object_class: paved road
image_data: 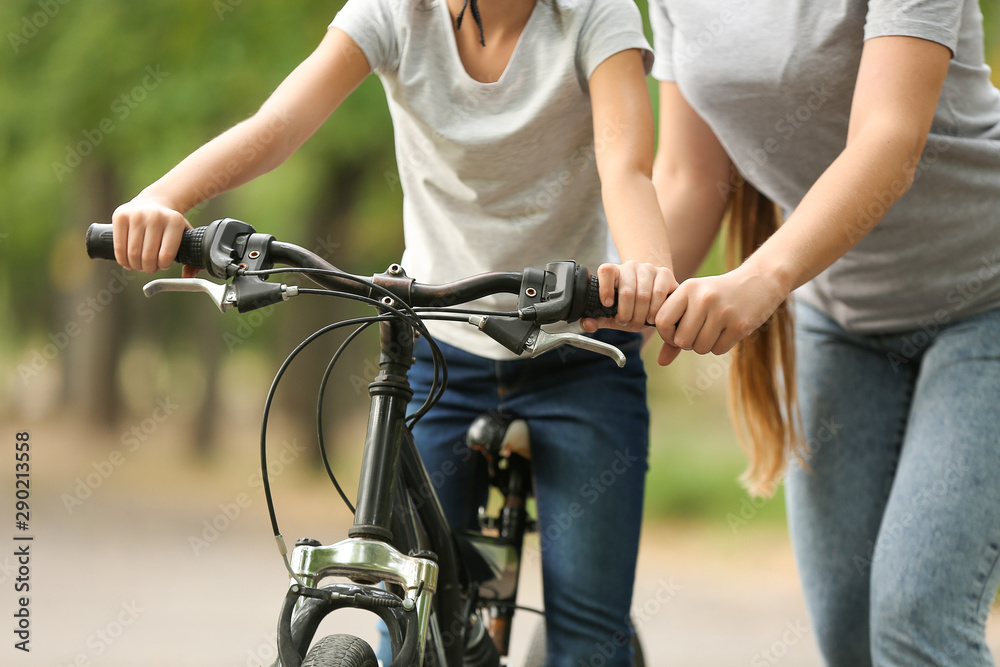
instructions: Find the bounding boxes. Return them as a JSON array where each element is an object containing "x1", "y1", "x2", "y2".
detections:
[{"x1": 3, "y1": 422, "x2": 997, "y2": 666}]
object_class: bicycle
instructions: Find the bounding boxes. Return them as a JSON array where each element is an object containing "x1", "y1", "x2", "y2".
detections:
[{"x1": 86, "y1": 217, "x2": 645, "y2": 666}]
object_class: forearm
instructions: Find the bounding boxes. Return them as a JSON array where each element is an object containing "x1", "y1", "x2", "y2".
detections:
[
  {"x1": 744, "y1": 125, "x2": 923, "y2": 293},
  {"x1": 112, "y1": 28, "x2": 371, "y2": 275},
  {"x1": 136, "y1": 106, "x2": 298, "y2": 213},
  {"x1": 652, "y1": 163, "x2": 728, "y2": 281},
  {"x1": 650, "y1": 80, "x2": 733, "y2": 282},
  {"x1": 745, "y1": 36, "x2": 948, "y2": 293},
  {"x1": 134, "y1": 27, "x2": 370, "y2": 213},
  {"x1": 601, "y1": 168, "x2": 673, "y2": 269}
]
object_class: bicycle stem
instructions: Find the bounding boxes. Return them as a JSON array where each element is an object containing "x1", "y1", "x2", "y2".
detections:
[{"x1": 350, "y1": 316, "x2": 415, "y2": 541}]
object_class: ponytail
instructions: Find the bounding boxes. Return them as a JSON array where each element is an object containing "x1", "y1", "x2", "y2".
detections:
[{"x1": 724, "y1": 172, "x2": 803, "y2": 496}]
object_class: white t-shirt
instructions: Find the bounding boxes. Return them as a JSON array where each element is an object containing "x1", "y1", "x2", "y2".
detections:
[{"x1": 331, "y1": 0, "x2": 652, "y2": 358}]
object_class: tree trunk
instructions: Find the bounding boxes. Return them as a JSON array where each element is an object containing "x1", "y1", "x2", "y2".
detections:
[
  {"x1": 66, "y1": 163, "x2": 129, "y2": 429},
  {"x1": 190, "y1": 197, "x2": 227, "y2": 459},
  {"x1": 279, "y1": 159, "x2": 374, "y2": 465}
]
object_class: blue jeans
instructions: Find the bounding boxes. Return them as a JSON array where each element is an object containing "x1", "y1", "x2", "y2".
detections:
[
  {"x1": 379, "y1": 329, "x2": 649, "y2": 666},
  {"x1": 786, "y1": 301, "x2": 1000, "y2": 666}
]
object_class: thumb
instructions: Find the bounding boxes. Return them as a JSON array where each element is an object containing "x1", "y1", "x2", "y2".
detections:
[
  {"x1": 657, "y1": 342, "x2": 682, "y2": 366},
  {"x1": 580, "y1": 316, "x2": 633, "y2": 333},
  {"x1": 181, "y1": 265, "x2": 201, "y2": 279}
]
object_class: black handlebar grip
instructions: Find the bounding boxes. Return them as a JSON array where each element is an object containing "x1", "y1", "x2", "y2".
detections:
[
  {"x1": 175, "y1": 226, "x2": 207, "y2": 269},
  {"x1": 85, "y1": 223, "x2": 209, "y2": 269},
  {"x1": 581, "y1": 273, "x2": 618, "y2": 319},
  {"x1": 84, "y1": 224, "x2": 117, "y2": 261}
]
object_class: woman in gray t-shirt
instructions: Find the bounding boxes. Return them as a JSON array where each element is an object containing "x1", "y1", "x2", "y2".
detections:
[{"x1": 643, "y1": 0, "x2": 1000, "y2": 664}]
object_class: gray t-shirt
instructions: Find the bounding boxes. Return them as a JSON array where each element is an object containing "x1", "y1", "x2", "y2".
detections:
[
  {"x1": 650, "y1": 0, "x2": 1000, "y2": 334},
  {"x1": 331, "y1": 0, "x2": 652, "y2": 358}
]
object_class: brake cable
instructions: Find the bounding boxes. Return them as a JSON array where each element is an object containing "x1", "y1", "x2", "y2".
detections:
[
  {"x1": 253, "y1": 274, "x2": 452, "y2": 580},
  {"x1": 316, "y1": 321, "x2": 374, "y2": 515}
]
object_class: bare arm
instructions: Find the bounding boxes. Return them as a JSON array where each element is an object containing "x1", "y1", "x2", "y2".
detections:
[
  {"x1": 655, "y1": 36, "x2": 951, "y2": 363},
  {"x1": 584, "y1": 49, "x2": 677, "y2": 331},
  {"x1": 745, "y1": 36, "x2": 949, "y2": 290},
  {"x1": 113, "y1": 27, "x2": 372, "y2": 274},
  {"x1": 652, "y1": 81, "x2": 732, "y2": 283}
]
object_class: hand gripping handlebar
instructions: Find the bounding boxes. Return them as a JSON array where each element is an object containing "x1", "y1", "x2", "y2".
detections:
[{"x1": 85, "y1": 218, "x2": 624, "y2": 364}]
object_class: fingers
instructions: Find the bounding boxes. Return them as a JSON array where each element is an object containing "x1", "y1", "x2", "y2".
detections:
[
  {"x1": 580, "y1": 316, "x2": 625, "y2": 333},
  {"x1": 654, "y1": 282, "x2": 689, "y2": 344},
  {"x1": 159, "y1": 220, "x2": 187, "y2": 271},
  {"x1": 659, "y1": 281, "x2": 728, "y2": 355},
  {"x1": 657, "y1": 342, "x2": 682, "y2": 366},
  {"x1": 584, "y1": 265, "x2": 623, "y2": 334},
  {"x1": 126, "y1": 216, "x2": 149, "y2": 272},
  {"x1": 140, "y1": 224, "x2": 164, "y2": 274},
  {"x1": 691, "y1": 312, "x2": 726, "y2": 355},
  {"x1": 613, "y1": 262, "x2": 637, "y2": 326},
  {"x1": 711, "y1": 326, "x2": 747, "y2": 356},
  {"x1": 112, "y1": 200, "x2": 189, "y2": 274},
  {"x1": 656, "y1": 274, "x2": 767, "y2": 357},
  {"x1": 648, "y1": 266, "x2": 677, "y2": 325},
  {"x1": 596, "y1": 263, "x2": 620, "y2": 309},
  {"x1": 597, "y1": 261, "x2": 678, "y2": 332},
  {"x1": 673, "y1": 306, "x2": 708, "y2": 351}
]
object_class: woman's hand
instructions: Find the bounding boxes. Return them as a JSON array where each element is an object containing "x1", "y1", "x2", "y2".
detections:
[
  {"x1": 580, "y1": 260, "x2": 678, "y2": 335},
  {"x1": 112, "y1": 197, "x2": 196, "y2": 277},
  {"x1": 653, "y1": 263, "x2": 789, "y2": 366}
]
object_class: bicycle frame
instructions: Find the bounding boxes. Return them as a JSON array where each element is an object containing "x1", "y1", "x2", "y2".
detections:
[
  {"x1": 279, "y1": 315, "x2": 469, "y2": 667},
  {"x1": 279, "y1": 321, "x2": 538, "y2": 667},
  {"x1": 84, "y1": 219, "x2": 625, "y2": 667}
]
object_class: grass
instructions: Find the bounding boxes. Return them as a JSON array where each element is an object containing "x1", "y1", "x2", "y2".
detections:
[{"x1": 641, "y1": 346, "x2": 787, "y2": 529}]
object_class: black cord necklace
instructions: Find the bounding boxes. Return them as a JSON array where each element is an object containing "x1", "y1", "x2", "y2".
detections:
[{"x1": 455, "y1": 0, "x2": 486, "y2": 46}]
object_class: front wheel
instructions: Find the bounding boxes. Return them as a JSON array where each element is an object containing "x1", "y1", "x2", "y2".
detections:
[
  {"x1": 301, "y1": 634, "x2": 378, "y2": 667},
  {"x1": 523, "y1": 621, "x2": 645, "y2": 667}
]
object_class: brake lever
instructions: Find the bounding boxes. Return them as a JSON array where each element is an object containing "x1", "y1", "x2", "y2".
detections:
[
  {"x1": 524, "y1": 329, "x2": 626, "y2": 368},
  {"x1": 142, "y1": 278, "x2": 237, "y2": 312},
  {"x1": 144, "y1": 277, "x2": 301, "y2": 313}
]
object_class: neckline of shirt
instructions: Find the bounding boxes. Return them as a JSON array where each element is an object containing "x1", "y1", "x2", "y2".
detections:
[{"x1": 437, "y1": 0, "x2": 542, "y2": 87}]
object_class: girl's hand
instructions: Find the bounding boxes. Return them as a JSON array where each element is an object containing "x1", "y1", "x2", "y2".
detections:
[
  {"x1": 580, "y1": 260, "x2": 678, "y2": 335},
  {"x1": 112, "y1": 198, "x2": 197, "y2": 277},
  {"x1": 653, "y1": 264, "x2": 789, "y2": 366}
]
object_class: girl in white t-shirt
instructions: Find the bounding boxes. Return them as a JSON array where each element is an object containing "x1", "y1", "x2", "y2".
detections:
[{"x1": 111, "y1": 1, "x2": 675, "y2": 664}]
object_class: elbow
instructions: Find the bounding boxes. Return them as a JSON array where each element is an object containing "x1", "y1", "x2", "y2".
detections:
[
  {"x1": 597, "y1": 154, "x2": 653, "y2": 193},
  {"x1": 847, "y1": 121, "x2": 931, "y2": 199},
  {"x1": 652, "y1": 160, "x2": 731, "y2": 205}
]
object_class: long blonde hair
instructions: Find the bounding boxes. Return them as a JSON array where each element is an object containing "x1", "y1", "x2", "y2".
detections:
[{"x1": 724, "y1": 172, "x2": 804, "y2": 496}]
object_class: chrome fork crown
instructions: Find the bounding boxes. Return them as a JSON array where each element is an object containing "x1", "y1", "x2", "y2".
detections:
[{"x1": 289, "y1": 537, "x2": 439, "y2": 662}]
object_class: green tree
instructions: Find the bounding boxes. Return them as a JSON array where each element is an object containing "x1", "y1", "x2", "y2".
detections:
[{"x1": 1, "y1": 1, "x2": 399, "y2": 451}]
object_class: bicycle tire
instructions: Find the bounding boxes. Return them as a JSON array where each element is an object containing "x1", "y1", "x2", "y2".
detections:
[
  {"x1": 301, "y1": 634, "x2": 378, "y2": 667},
  {"x1": 523, "y1": 621, "x2": 645, "y2": 667}
]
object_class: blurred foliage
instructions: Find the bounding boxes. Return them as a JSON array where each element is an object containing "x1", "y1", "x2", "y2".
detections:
[
  {"x1": 0, "y1": 0, "x2": 399, "y2": 333},
  {"x1": 1, "y1": 1, "x2": 998, "y2": 521}
]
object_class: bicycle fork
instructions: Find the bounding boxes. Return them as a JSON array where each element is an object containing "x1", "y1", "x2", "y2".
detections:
[{"x1": 277, "y1": 317, "x2": 439, "y2": 666}]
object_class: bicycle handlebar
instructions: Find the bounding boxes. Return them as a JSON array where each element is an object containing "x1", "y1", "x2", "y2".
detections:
[
  {"x1": 86, "y1": 218, "x2": 624, "y2": 360},
  {"x1": 87, "y1": 223, "x2": 211, "y2": 271},
  {"x1": 88, "y1": 219, "x2": 257, "y2": 281},
  {"x1": 86, "y1": 219, "x2": 618, "y2": 319}
]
